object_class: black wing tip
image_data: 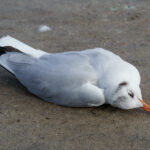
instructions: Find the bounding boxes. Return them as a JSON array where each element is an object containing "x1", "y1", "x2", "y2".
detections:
[
  {"x1": 0, "y1": 46, "x2": 21, "y2": 56},
  {"x1": 0, "y1": 47, "x2": 6, "y2": 56}
]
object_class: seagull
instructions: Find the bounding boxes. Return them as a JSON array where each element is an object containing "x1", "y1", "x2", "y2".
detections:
[{"x1": 0, "y1": 36, "x2": 149, "y2": 111}]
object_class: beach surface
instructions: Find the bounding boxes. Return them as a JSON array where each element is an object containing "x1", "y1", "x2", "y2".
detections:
[{"x1": 0, "y1": 0, "x2": 150, "y2": 149}]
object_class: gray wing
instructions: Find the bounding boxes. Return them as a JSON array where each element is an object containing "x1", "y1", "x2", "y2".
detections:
[{"x1": 7, "y1": 52, "x2": 105, "y2": 107}]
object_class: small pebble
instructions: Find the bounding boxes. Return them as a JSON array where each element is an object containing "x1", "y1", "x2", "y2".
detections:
[{"x1": 38, "y1": 25, "x2": 51, "y2": 32}]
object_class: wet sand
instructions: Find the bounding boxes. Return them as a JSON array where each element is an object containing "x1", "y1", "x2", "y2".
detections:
[{"x1": 0, "y1": 0, "x2": 150, "y2": 150}]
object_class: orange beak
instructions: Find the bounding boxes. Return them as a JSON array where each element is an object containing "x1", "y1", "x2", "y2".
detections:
[{"x1": 139, "y1": 98, "x2": 150, "y2": 112}]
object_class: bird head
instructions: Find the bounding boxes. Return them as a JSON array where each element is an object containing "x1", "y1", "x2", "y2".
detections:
[
  {"x1": 110, "y1": 81, "x2": 150, "y2": 111},
  {"x1": 102, "y1": 62, "x2": 150, "y2": 111}
]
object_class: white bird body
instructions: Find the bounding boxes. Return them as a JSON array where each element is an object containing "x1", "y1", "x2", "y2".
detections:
[{"x1": 0, "y1": 36, "x2": 148, "y2": 110}]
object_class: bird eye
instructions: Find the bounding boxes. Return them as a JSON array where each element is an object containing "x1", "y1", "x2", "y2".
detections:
[{"x1": 128, "y1": 92, "x2": 134, "y2": 98}]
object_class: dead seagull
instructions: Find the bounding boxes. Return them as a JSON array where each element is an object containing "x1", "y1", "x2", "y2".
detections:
[{"x1": 0, "y1": 36, "x2": 149, "y2": 111}]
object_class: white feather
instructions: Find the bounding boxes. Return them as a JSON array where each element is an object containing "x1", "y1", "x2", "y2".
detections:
[{"x1": 0, "y1": 35, "x2": 46, "y2": 58}]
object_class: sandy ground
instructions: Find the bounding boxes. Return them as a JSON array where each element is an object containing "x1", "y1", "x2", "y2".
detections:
[{"x1": 0, "y1": 0, "x2": 150, "y2": 150}]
